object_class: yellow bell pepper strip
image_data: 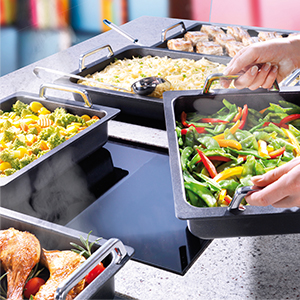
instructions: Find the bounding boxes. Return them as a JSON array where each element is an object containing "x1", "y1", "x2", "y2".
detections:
[
  {"x1": 219, "y1": 188, "x2": 227, "y2": 200},
  {"x1": 238, "y1": 104, "x2": 248, "y2": 129},
  {"x1": 268, "y1": 146, "x2": 285, "y2": 159},
  {"x1": 257, "y1": 140, "x2": 270, "y2": 158},
  {"x1": 196, "y1": 149, "x2": 218, "y2": 178},
  {"x1": 214, "y1": 166, "x2": 244, "y2": 182},
  {"x1": 214, "y1": 138, "x2": 242, "y2": 150},
  {"x1": 283, "y1": 128, "x2": 300, "y2": 156},
  {"x1": 213, "y1": 119, "x2": 240, "y2": 139}
]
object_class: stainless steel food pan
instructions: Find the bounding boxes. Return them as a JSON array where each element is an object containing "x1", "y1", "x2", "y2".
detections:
[
  {"x1": 55, "y1": 44, "x2": 231, "y2": 125},
  {"x1": 0, "y1": 84, "x2": 119, "y2": 187},
  {"x1": 0, "y1": 206, "x2": 134, "y2": 299}
]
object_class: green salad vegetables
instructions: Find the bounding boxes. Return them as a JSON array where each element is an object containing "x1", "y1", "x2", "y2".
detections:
[{"x1": 176, "y1": 99, "x2": 300, "y2": 207}]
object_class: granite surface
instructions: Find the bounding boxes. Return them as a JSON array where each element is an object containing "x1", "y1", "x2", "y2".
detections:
[{"x1": 1, "y1": 16, "x2": 300, "y2": 300}]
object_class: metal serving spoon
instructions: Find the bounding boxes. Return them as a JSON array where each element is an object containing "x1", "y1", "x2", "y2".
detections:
[{"x1": 33, "y1": 67, "x2": 169, "y2": 96}]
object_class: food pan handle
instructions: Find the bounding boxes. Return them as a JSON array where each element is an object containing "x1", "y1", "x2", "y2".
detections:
[
  {"x1": 202, "y1": 73, "x2": 280, "y2": 94},
  {"x1": 54, "y1": 238, "x2": 128, "y2": 300},
  {"x1": 228, "y1": 186, "x2": 262, "y2": 212},
  {"x1": 39, "y1": 83, "x2": 93, "y2": 107},
  {"x1": 281, "y1": 69, "x2": 300, "y2": 87},
  {"x1": 79, "y1": 44, "x2": 114, "y2": 72},
  {"x1": 161, "y1": 21, "x2": 187, "y2": 42}
]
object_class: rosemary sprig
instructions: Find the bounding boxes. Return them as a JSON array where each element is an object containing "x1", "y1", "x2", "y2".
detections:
[
  {"x1": 70, "y1": 231, "x2": 102, "y2": 259},
  {"x1": 0, "y1": 273, "x2": 7, "y2": 300}
]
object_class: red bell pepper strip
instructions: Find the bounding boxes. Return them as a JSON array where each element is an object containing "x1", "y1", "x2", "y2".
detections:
[
  {"x1": 200, "y1": 118, "x2": 229, "y2": 124},
  {"x1": 269, "y1": 146, "x2": 285, "y2": 158},
  {"x1": 206, "y1": 156, "x2": 232, "y2": 162},
  {"x1": 181, "y1": 112, "x2": 206, "y2": 133},
  {"x1": 181, "y1": 128, "x2": 188, "y2": 135},
  {"x1": 279, "y1": 114, "x2": 300, "y2": 127},
  {"x1": 233, "y1": 107, "x2": 243, "y2": 122},
  {"x1": 238, "y1": 104, "x2": 248, "y2": 129},
  {"x1": 196, "y1": 149, "x2": 218, "y2": 178},
  {"x1": 181, "y1": 126, "x2": 206, "y2": 135},
  {"x1": 181, "y1": 111, "x2": 188, "y2": 127},
  {"x1": 224, "y1": 195, "x2": 232, "y2": 204},
  {"x1": 263, "y1": 122, "x2": 288, "y2": 129},
  {"x1": 196, "y1": 155, "x2": 231, "y2": 164}
]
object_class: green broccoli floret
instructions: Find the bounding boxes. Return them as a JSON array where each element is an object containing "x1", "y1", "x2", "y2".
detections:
[
  {"x1": 53, "y1": 107, "x2": 67, "y2": 118},
  {"x1": 21, "y1": 108, "x2": 34, "y2": 118},
  {"x1": 55, "y1": 113, "x2": 81, "y2": 128},
  {"x1": 3, "y1": 119, "x2": 12, "y2": 129},
  {"x1": 19, "y1": 154, "x2": 36, "y2": 169},
  {"x1": 47, "y1": 132, "x2": 66, "y2": 150},
  {"x1": 27, "y1": 127, "x2": 38, "y2": 135},
  {"x1": 3, "y1": 128, "x2": 16, "y2": 142},
  {"x1": 0, "y1": 110, "x2": 3, "y2": 115},
  {"x1": 12, "y1": 100, "x2": 29, "y2": 117},
  {"x1": 36, "y1": 150, "x2": 50, "y2": 158},
  {"x1": 86, "y1": 119, "x2": 98, "y2": 127},
  {"x1": 4, "y1": 168, "x2": 16, "y2": 176},
  {"x1": 39, "y1": 126, "x2": 56, "y2": 141},
  {"x1": 0, "y1": 149, "x2": 14, "y2": 163},
  {"x1": 0, "y1": 150, "x2": 20, "y2": 170},
  {"x1": 13, "y1": 137, "x2": 27, "y2": 149}
]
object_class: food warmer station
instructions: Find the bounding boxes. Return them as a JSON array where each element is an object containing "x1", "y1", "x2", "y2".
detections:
[{"x1": 1, "y1": 16, "x2": 300, "y2": 299}]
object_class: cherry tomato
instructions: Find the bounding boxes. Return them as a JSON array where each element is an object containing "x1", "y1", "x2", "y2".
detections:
[
  {"x1": 85, "y1": 262, "x2": 105, "y2": 284},
  {"x1": 23, "y1": 277, "x2": 45, "y2": 299}
]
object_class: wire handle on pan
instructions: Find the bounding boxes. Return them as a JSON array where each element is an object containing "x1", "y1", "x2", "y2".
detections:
[
  {"x1": 281, "y1": 69, "x2": 300, "y2": 87},
  {"x1": 39, "y1": 83, "x2": 93, "y2": 108},
  {"x1": 79, "y1": 45, "x2": 114, "y2": 72},
  {"x1": 103, "y1": 19, "x2": 141, "y2": 46},
  {"x1": 54, "y1": 238, "x2": 128, "y2": 300},
  {"x1": 228, "y1": 186, "x2": 262, "y2": 211},
  {"x1": 161, "y1": 21, "x2": 187, "y2": 42},
  {"x1": 202, "y1": 73, "x2": 280, "y2": 94}
]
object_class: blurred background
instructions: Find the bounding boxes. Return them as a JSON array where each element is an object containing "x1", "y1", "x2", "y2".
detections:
[{"x1": 1, "y1": 0, "x2": 300, "y2": 76}]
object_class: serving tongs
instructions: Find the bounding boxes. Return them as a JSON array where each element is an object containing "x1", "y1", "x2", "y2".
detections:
[{"x1": 228, "y1": 186, "x2": 262, "y2": 212}]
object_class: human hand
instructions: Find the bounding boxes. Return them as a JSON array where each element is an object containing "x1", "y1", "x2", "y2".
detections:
[
  {"x1": 222, "y1": 37, "x2": 300, "y2": 90},
  {"x1": 245, "y1": 157, "x2": 300, "y2": 208}
]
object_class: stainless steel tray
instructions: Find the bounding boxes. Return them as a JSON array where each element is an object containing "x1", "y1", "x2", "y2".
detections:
[
  {"x1": 0, "y1": 84, "x2": 119, "y2": 187},
  {"x1": 0, "y1": 206, "x2": 134, "y2": 299}
]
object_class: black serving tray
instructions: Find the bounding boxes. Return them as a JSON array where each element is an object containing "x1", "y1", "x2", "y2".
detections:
[
  {"x1": 163, "y1": 89, "x2": 300, "y2": 239},
  {"x1": 0, "y1": 207, "x2": 134, "y2": 299}
]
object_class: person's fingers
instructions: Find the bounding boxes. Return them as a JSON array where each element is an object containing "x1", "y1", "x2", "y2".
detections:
[
  {"x1": 246, "y1": 173, "x2": 291, "y2": 206},
  {"x1": 261, "y1": 65, "x2": 278, "y2": 89},
  {"x1": 223, "y1": 47, "x2": 251, "y2": 75},
  {"x1": 251, "y1": 157, "x2": 300, "y2": 187},
  {"x1": 247, "y1": 63, "x2": 271, "y2": 90},
  {"x1": 232, "y1": 65, "x2": 259, "y2": 89}
]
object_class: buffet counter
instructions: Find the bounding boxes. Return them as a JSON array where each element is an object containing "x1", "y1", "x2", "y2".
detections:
[{"x1": 1, "y1": 16, "x2": 300, "y2": 299}]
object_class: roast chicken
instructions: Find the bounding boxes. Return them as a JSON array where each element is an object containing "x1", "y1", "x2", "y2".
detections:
[
  {"x1": 33, "y1": 249, "x2": 86, "y2": 300},
  {"x1": 0, "y1": 228, "x2": 41, "y2": 300}
]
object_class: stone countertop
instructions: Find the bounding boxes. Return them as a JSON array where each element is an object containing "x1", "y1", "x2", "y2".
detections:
[{"x1": 1, "y1": 16, "x2": 300, "y2": 300}]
